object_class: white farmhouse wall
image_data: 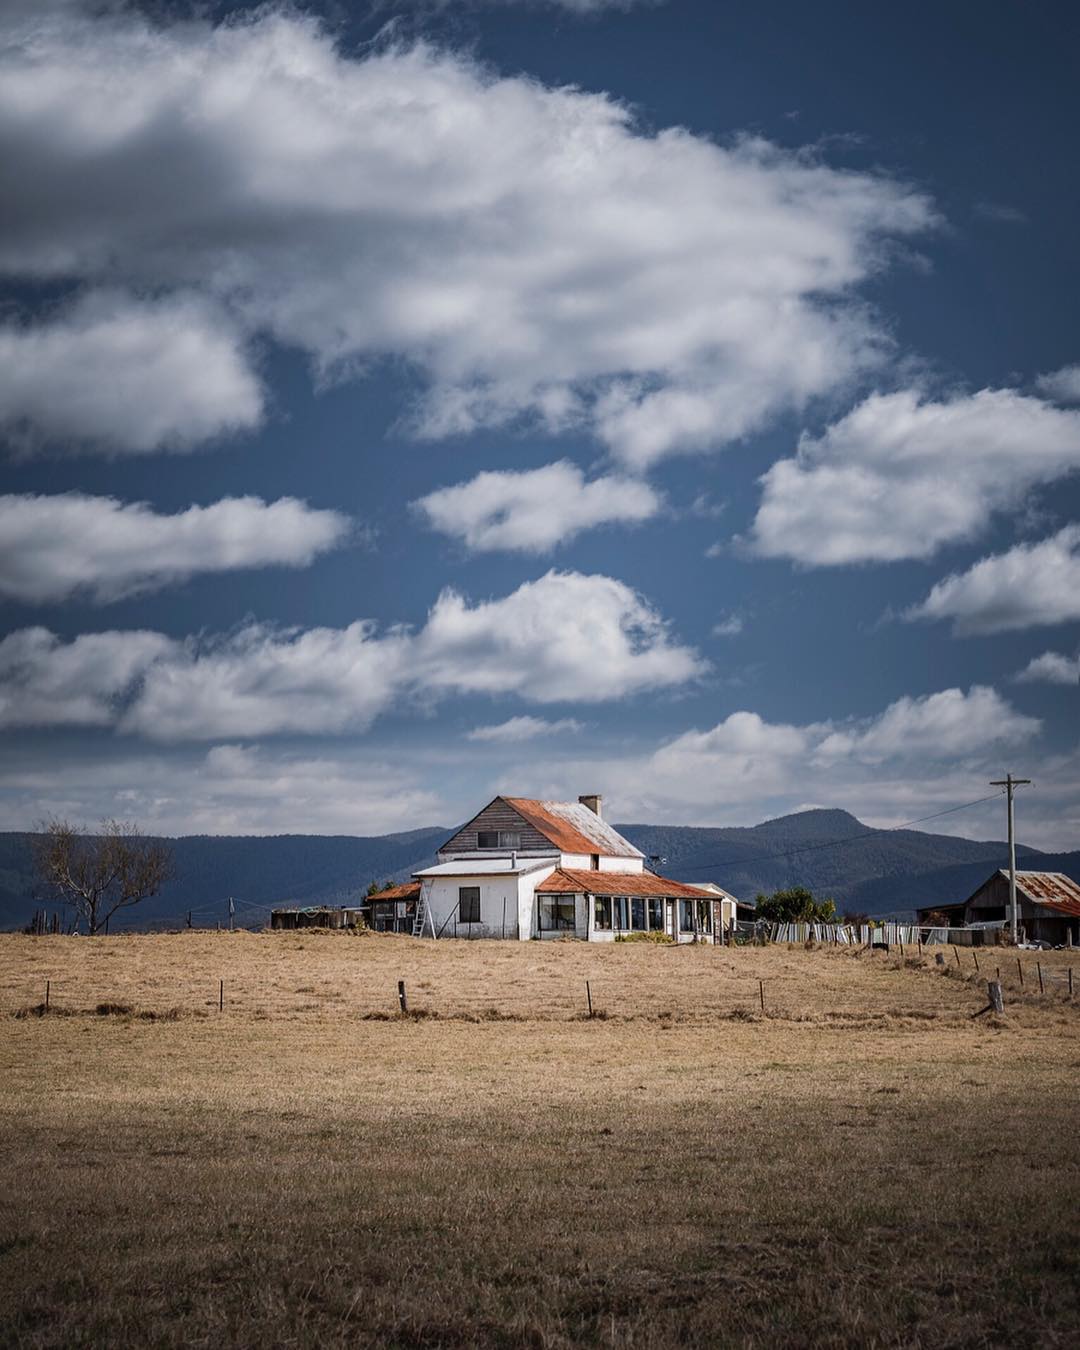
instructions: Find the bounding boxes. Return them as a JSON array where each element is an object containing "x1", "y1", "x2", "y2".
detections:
[{"x1": 424, "y1": 867, "x2": 558, "y2": 940}]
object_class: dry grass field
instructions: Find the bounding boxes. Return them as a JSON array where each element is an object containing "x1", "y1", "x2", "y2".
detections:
[{"x1": 2, "y1": 932, "x2": 1079, "y2": 1348}]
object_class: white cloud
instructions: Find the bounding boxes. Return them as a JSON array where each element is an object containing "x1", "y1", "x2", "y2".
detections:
[
  {"x1": 1036, "y1": 364, "x2": 1080, "y2": 405},
  {"x1": 712, "y1": 614, "x2": 743, "y2": 637},
  {"x1": 749, "y1": 388, "x2": 1080, "y2": 565},
  {"x1": 413, "y1": 461, "x2": 660, "y2": 552},
  {"x1": 467, "y1": 715, "x2": 583, "y2": 742},
  {"x1": 0, "y1": 741, "x2": 448, "y2": 837},
  {"x1": 0, "y1": 626, "x2": 176, "y2": 728},
  {"x1": 0, "y1": 571, "x2": 704, "y2": 738},
  {"x1": 905, "y1": 525, "x2": 1080, "y2": 634},
  {"x1": 522, "y1": 685, "x2": 1048, "y2": 841},
  {"x1": 813, "y1": 686, "x2": 1038, "y2": 761},
  {"x1": 0, "y1": 290, "x2": 262, "y2": 455},
  {"x1": 1015, "y1": 651, "x2": 1080, "y2": 685},
  {"x1": 0, "y1": 493, "x2": 349, "y2": 604},
  {"x1": 0, "y1": 6, "x2": 934, "y2": 465}
]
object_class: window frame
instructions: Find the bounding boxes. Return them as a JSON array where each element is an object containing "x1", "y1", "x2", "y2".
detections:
[
  {"x1": 476, "y1": 829, "x2": 521, "y2": 850},
  {"x1": 458, "y1": 886, "x2": 481, "y2": 924}
]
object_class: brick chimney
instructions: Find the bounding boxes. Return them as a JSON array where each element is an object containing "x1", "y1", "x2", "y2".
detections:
[{"x1": 578, "y1": 794, "x2": 603, "y2": 819}]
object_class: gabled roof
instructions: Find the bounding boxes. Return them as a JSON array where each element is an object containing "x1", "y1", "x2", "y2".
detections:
[
  {"x1": 365, "y1": 882, "x2": 421, "y2": 902},
  {"x1": 502, "y1": 798, "x2": 643, "y2": 859},
  {"x1": 964, "y1": 869, "x2": 1080, "y2": 917},
  {"x1": 1013, "y1": 871, "x2": 1080, "y2": 916},
  {"x1": 535, "y1": 868, "x2": 709, "y2": 899}
]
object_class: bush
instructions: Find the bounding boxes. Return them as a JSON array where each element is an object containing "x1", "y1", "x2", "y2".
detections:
[{"x1": 615, "y1": 931, "x2": 675, "y2": 944}]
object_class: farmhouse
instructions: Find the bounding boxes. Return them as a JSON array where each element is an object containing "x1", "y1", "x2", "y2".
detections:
[{"x1": 411, "y1": 794, "x2": 732, "y2": 942}]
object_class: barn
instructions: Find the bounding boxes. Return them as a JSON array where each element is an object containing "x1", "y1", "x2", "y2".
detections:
[{"x1": 961, "y1": 870, "x2": 1080, "y2": 946}]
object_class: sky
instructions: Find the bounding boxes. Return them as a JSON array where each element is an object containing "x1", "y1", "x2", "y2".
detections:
[{"x1": 0, "y1": 0, "x2": 1078, "y2": 847}]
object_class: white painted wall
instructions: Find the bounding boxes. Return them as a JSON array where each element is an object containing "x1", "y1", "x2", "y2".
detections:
[{"x1": 424, "y1": 866, "x2": 558, "y2": 940}]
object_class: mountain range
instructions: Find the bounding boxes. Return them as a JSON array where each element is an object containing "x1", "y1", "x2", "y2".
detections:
[{"x1": 2, "y1": 808, "x2": 1077, "y2": 930}]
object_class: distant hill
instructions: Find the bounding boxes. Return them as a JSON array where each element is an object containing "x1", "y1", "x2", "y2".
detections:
[
  {"x1": 617, "y1": 809, "x2": 1058, "y2": 917},
  {"x1": 1, "y1": 807, "x2": 1077, "y2": 929},
  {"x1": 0, "y1": 827, "x2": 450, "y2": 931}
]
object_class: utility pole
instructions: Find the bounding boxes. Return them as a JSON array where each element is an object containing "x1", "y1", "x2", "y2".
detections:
[
  {"x1": 228, "y1": 896, "x2": 235, "y2": 932},
  {"x1": 990, "y1": 774, "x2": 1032, "y2": 945}
]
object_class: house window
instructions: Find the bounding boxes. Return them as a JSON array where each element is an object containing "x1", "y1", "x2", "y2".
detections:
[
  {"x1": 477, "y1": 830, "x2": 520, "y2": 850},
  {"x1": 631, "y1": 898, "x2": 646, "y2": 931},
  {"x1": 591, "y1": 854, "x2": 600, "y2": 870},
  {"x1": 459, "y1": 887, "x2": 481, "y2": 923},
  {"x1": 679, "y1": 900, "x2": 694, "y2": 933},
  {"x1": 594, "y1": 897, "x2": 612, "y2": 930},
  {"x1": 613, "y1": 897, "x2": 629, "y2": 930},
  {"x1": 648, "y1": 899, "x2": 664, "y2": 931},
  {"x1": 698, "y1": 900, "x2": 712, "y2": 933},
  {"x1": 539, "y1": 896, "x2": 576, "y2": 931}
]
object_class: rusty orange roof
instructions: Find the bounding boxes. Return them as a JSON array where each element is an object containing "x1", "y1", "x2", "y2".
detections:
[
  {"x1": 502, "y1": 797, "x2": 643, "y2": 858},
  {"x1": 365, "y1": 882, "x2": 421, "y2": 902},
  {"x1": 535, "y1": 868, "x2": 712, "y2": 899},
  {"x1": 1013, "y1": 871, "x2": 1080, "y2": 917}
]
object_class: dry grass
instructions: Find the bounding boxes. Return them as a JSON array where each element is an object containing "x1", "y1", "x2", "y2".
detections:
[{"x1": 1, "y1": 934, "x2": 1079, "y2": 1347}]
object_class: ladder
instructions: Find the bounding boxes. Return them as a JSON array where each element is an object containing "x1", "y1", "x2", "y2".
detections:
[{"x1": 412, "y1": 878, "x2": 437, "y2": 938}]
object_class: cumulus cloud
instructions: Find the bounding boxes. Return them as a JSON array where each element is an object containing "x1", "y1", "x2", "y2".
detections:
[
  {"x1": 0, "y1": 290, "x2": 262, "y2": 455},
  {"x1": 0, "y1": 741, "x2": 448, "y2": 837},
  {"x1": 748, "y1": 388, "x2": 1080, "y2": 565},
  {"x1": 0, "y1": 493, "x2": 350, "y2": 604},
  {"x1": 1014, "y1": 651, "x2": 1080, "y2": 685},
  {"x1": 0, "y1": 6, "x2": 934, "y2": 464},
  {"x1": 0, "y1": 626, "x2": 176, "y2": 728},
  {"x1": 524, "y1": 685, "x2": 1047, "y2": 840},
  {"x1": 413, "y1": 461, "x2": 660, "y2": 552},
  {"x1": 466, "y1": 715, "x2": 583, "y2": 742},
  {"x1": 1036, "y1": 364, "x2": 1080, "y2": 405},
  {"x1": 905, "y1": 525, "x2": 1080, "y2": 635},
  {"x1": 0, "y1": 571, "x2": 704, "y2": 738}
]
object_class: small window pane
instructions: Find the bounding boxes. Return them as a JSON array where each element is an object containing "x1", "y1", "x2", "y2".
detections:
[
  {"x1": 594, "y1": 897, "x2": 612, "y2": 930},
  {"x1": 459, "y1": 887, "x2": 481, "y2": 923},
  {"x1": 477, "y1": 831, "x2": 499, "y2": 849},
  {"x1": 648, "y1": 899, "x2": 664, "y2": 931},
  {"x1": 679, "y1": 900, "x2": 694, "y2": 932},
  {"x1": 631, "y1": 898, "x2": 646, "y2": 931}
]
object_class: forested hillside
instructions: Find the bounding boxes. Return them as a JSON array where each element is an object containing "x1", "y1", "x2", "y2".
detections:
[{"x1": 1, "y1": 809, "x2": 1076, "y2": 929}]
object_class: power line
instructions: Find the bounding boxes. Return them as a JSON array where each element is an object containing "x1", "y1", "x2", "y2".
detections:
[{"x1": 673, "y1": 791, "x2": 1007, "y2": 873}]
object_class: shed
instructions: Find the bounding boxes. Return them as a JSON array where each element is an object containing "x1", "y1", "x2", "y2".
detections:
[
  {"x1": 270, "y1": 905, "x2": 365, "y2": 931},
  {"x1": 961, "y1": 870, "x2": 1080, "y2": 946},
  {"x1": 364, "y1": 882, "x2": 421, "y2": 934}
]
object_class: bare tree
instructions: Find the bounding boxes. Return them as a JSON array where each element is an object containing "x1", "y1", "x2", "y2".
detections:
[{"x1": 32, "y1": 818, "x2": 173, "y2": 935}]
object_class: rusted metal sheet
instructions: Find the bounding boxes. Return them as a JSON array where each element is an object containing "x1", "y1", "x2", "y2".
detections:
[
  {"x1": 536, "y1": 868, "x2": 709, "y2": 898},
  {"x1": 1015, "y1": 871, "x2": 1080, "y2": 916}
]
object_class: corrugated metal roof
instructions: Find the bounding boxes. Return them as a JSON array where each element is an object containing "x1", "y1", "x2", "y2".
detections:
[
  {"x1": 414, "y1": 858, "x2": 557, "y2": 878},
  {"x1": 503, "y1": 798, "x2": 644, "y2": 859},
  {"x1": 535, "y1": 868, "x2": 711, "y2": 899},
  {"x1": 365, "y1": 882, "x2": 421, "y2": 902},
  {"x1": 1012, "y1": 871, "x2": 1080, "y2": 917}
]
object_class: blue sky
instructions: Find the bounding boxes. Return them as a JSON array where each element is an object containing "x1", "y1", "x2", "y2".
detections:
[{"x1": 1, "y1": 0, "x2": 1078, "y2": 846}]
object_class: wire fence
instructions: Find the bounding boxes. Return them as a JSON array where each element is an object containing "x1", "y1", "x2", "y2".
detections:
[{"x1": 3, "y1": 942, "x2": 1076, "y2": 1023}]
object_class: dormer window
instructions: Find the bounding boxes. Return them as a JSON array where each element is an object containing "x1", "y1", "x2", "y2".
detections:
[{"x1": 477, "y1": 830, "x2": 521, "y2": 850}]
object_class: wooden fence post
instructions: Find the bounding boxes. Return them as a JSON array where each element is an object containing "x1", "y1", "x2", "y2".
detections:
[
  {"x1": 219, "y1": 979, "x2": 224, "y2": 1013},
  {"x1": 45, "y1": 980, "x2": 50, "y2": 1011},
  {"x1": 954, "y1": 946, "x2": 961, "y2": 968},
  {"x1": 586, "y1": 980, "x2": 593, "y2": 1018},
  {"x1": 758, "y1": 979, "x2": 765, "y2": 1014},
  {"x1": 1016, "y1": 957, "x2": 1024, "y2": 988},
  {"x1": 1037, "y1": 962, "x2": 1045, "y2": 995},
  {"x1": 1069, "y1": 968, "x2": 1074, "y2": 997},
  {"x1": 398, "y1": 980, "x2": 408, "y2": 1014},
  {"x1": 972, "y1": 951, "x2": 980, "y2": 973},
  {"x1": 989, "y1": 980, "x2": 1004, "y2": 1014}
]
